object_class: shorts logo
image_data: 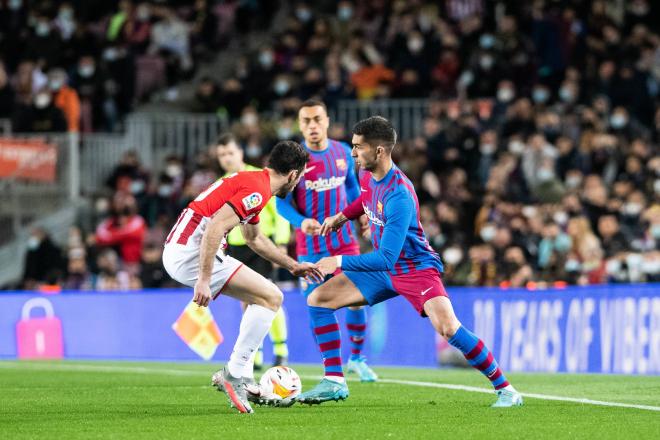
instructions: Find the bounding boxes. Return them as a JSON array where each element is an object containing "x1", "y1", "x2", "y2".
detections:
[
  {"x1": 420, "y1": 287, "x2": 432, "y2": 296},
  {"x1": 242, "y1": 192, "x2": 262, "y2": 210},
  {"x1": 335, "y1": 158, "x2": 347, "y2": 171}
]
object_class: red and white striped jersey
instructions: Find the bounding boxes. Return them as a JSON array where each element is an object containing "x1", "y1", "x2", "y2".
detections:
[{"x1": 165, "y1": 169, "x2": 272, "y2": 247}]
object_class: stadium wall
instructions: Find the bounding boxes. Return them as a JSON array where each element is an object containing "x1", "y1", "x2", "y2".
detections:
[{"x1": 0, "y1": 285, "x2": 658, "y2": 374}]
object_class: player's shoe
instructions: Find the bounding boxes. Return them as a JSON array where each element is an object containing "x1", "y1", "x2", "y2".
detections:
[
  {"x1": 212, "y1": 367, "x2": 254, "y2": 414},
  {"x1": 491, "y1": 388, "x2": 524, "y2": 408},
  {"x1": 346, "y1": 356, "x2": 378, "y2": 382},
  {"x1": 296, "y1": 378, "x2": 349, "y2": 405}
]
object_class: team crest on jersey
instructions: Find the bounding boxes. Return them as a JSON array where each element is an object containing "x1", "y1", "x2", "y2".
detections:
[
  {"x1": 377, "y1": 201, "x2": 383, "y2": 214},
  {"x1": 335, "y1": 158, "x2": 347, "y2": 171},
  {"x1": 242, "y1": 192, "x2": 262, "y2": 210}
]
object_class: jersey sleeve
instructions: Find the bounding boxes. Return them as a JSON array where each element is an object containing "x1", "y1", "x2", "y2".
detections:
[
  {"x1": 344, "y1": 147, "x2": 361, "y2": 203},
  {"x1": 341, "y1": 190, "x2": 413, "y2": 271},
  {"x1": 276, "y1": 191, "x2": 306, "y2": 228},
  {"x1": 225, "y1": 176, "x2": 269, "y2": 224}
]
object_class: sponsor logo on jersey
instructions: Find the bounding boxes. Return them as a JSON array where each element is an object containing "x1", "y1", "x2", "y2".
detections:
[
  {"x1": 242, "y1": 192, "x2": 262, "y2": 210},
  {"x1": 304, "y1": 175, "x2": 346, "y2": 192},
  {"x1": 377, "y1": 200, "x2": 383, "y2": 214},
  {"x1": 335, "y1": 158, "x2": 347, "y2": 171},
  {"x1": 363, "y1": 203, "x2": 385, "y2": 227}
]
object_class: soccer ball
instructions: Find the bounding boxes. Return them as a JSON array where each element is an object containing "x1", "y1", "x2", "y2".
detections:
[{"x1": 259, "y1": 366, "x2": 302, "y2": 399}]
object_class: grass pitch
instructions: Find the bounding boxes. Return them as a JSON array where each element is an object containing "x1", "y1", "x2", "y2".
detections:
[{"x1": 0, "y1": 360, "x2": 659, "y2": 439}]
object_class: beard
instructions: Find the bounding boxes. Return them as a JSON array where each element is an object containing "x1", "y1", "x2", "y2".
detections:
[{"x1": 275, "y1": 179, "x2": 297, "y2": 198}]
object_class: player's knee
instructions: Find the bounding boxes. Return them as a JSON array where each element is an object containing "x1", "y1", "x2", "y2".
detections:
[
  {"x1": 264, "y1": 285, "x2": 283, "y2": 311},
  {"x1": 306, "y1": 287, "x2": 326, "y2": 308}
]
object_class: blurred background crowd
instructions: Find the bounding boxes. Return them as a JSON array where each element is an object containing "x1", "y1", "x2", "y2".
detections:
[{"x1": 6, "y1": 0, "x2": 659, "y2": 291}]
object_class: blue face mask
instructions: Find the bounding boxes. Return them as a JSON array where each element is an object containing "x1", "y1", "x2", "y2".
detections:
[
  {"x1": 554, "y1": 233, "x2": 572, "y2": 252},
  {"x1": 532, "y1": 88, "x2": 549, "y2": 104},
  {"x1": 651, "y1": 224, "x2": 660, "y2": 239}
]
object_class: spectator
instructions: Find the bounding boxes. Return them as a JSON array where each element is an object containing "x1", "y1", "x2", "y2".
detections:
[
  {"x1": 12, "y1": 88, "x2": 67, "y2": 132},
  {"x1": 95, "y1": 195, "x2": 146, "y2": 273},
  {"x1": 0, "y1": 63, "x2": 15, "y2": 118},
  {"x1": 22, "y1": 228, "x2": 64, "y2": 289},
  {"x1": 49, "y1": 68, "x2": 81, "y2": 132}
]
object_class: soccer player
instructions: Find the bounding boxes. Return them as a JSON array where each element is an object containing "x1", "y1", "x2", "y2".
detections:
[
  {"x1": 216, "y1": 133, "x2": 290, "y2": 368},
  {"x1": 276, "y1": 99, "x2": 378, "y2": 382},
  {"x1": 297, "y1": 117, "x2": 523, "y2": 408},
  {"x1": 163, "y1": 141, "x2": 323, "y2": 413}
]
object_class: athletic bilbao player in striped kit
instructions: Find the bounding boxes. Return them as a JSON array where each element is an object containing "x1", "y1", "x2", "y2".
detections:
[
  {"x1": 163, "y1": 141, "x2": 323, "y2": 413},
  {"x1": 296, "y1": 117, "x2": 523, "y2": 408},
  {"x1": 276, "y1": 99, "x2": 378, "y2": 382}
]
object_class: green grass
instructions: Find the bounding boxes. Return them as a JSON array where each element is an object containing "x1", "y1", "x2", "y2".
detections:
[{"x1": 1, "y1": 361, "x2": 659, "y2": 439}]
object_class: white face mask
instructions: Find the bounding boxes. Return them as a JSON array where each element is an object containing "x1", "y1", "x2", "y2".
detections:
[
  {"x1": 79, "y1": 64, "x2": 95, "y2": 78},
  {"x1": 497, "y1": 88, "x2": 514, "y2": 103},
  {"x1": 553, "y1": 211, "x2": 568, "y2": 225},
  {"x1": 407, "y1": 38, "x2": 424, "y2": 53},
  {"x1": 166, "y1": 164, "x2": 183, "y2": 178},
  {"x1": 241, "y1": 113, "x2": 258, "y2": 127},
  {"x1": 34, "y1": 93, "x2": 51, "y2": 109},
  {"x1": 35, "y1": 22, "x2": 50, "y2": 37},
  {"x1": 480, "y1": 225, "x2": 497, "y2": 242},
  {"x1": 508, "y1": 140, "x2": 525, "y2": 155},
  {"x1": 480, "y1": 143, "x2": 496, "y2": 155},
  {"x1": 537, "y1": 168, "x2": 554, "y2": 182},
  {"x1": 623, "y1": 202, "x2": 642, "y2": 216},
  {"x1": 610, "y1": 114, "x2": 628, "y2": 129},
  {"x1": 27, "y1": 236, "x2": 40, "y2": 250},
  {"x1": 565, "y1": 175, "x2": 582, "y2": 189},
  {"x1": 443, "y1": 247, "x2": 463, "y2": 265}
]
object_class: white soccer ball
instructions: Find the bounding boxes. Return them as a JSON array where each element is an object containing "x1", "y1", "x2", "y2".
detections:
[{"x1": 259, "y1": 366, "x2": 302, "y2": 399}]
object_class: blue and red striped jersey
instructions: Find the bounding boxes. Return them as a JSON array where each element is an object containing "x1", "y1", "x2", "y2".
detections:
[
  {"x1": 277, "y1": 139, "x2": 360, "y2": 257},
  {"x1": 341, "y1": 163, "x2": 444, "y2": 275}
]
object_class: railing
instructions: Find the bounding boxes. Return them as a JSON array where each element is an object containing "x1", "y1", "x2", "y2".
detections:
[{"x1": 331, "y1": 98, "x2": 430, "y2": 140}]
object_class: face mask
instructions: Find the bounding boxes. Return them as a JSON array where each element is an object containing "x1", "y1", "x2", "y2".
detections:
[
  {"x1": 103, "y1": 47, "x2": 119, "y2": 62},
  {"x1": 49, "y1": 79, "x2": 64, "y2": 91},
  {"x1": 497, "y1": 88, "x2": 514, "y2": 103},
  {"x1": 259, "y1": 52, "x2": 274, "y2": 68},
  {"x1": 9, "y1": 0, "x2": 22, "y2": 11},
  {"x1": 537, "y1": 168, "x2": 554, "y2": 182},
  {"x1": 79, "y1": 65, "x2": 95, "y2": 78},
  {"x1": 532, "y1": 88, "x2": 549, "y2": 104},
  {"x1": 241, "y1": 113, "x2": 258, "y2": 127},
  {"x1": 137, "y1": 8, "x2": 150, "y2": 21},
  {"x1": 480, "y1": 143, "x2": 496, "y2": 155},
  {"x1": 610, "y1": 114, "x2": 627, "y2": 129},
  {"x1": 623, "y1": 202, "x2": 642, "y2": 216},
  {"x1": 28, "y1": 236, "x2": 42, "y2": 250},
  {"x1": 166, "y1": 164, "x2": 182, "y2": 178},
  {"x1": 508, "y1": 140, "x2": 525, "y2": 155},
  {"x1": 95, "y1": 198, "x2": 109, "y2": 214},
  {"x1": 522, "y1": 206, "x2": 537, "y2": 218},
  {"x1": 407, "y1": 38, "x2": 424, "y2": 53},
  {"x1": 295, "y1": 8, "x2": 312, "y2": 22},
  {"x1": 158, "y1": 185, "x2": 173, "y2": 198},
  {"x1": 246, "y1": 144, "x2": 262, "y2": 159},
  {"x1": 480, "y1": 225, "x2": 496, "y2": 242},
  {"x1": 36, "y1": 22, "x2": 50, "y2": 37},
  {"x1": 641, "y1": 259, "x2": 660, "y2": 274},
  {"x1": 654, "y1": 179, "x2": 660, "y2": 194},
  {"x1": 277, "y1": 126, "x2": 292, "y2": 140},
  {"x1": 565, "y1": 175, "x2": 582, "y2": 189},
  {"x1": 443, "y1": 247, "x2": 463, "y2": 265},
  {"x1": 565, "y1": 259, "x2": 581, "y2": 272},
  {"x1": 274, "y1": 80, "x2": 290, "y2": 96},
  {"x1": 479, "y1": 34, "x2": 495, "y2": 49},
  {"x1": 34, "y1": 93, "x2": 51, "y2": 109},
  {"x1": 559, "y1": 87, "x2": 575, "y2": 103},
  {"x1": 479, "y1": 55, "x2": 494, "y2": 70},
  {"x1": 338, "y1": 6, "x2": 353, "y2": 21},
  {"x1": 130, "y1": 180, "x2": 145, "y2": 194},
  {"x1": 553, "y1": 211, "x2": 568, "y2": 225}
]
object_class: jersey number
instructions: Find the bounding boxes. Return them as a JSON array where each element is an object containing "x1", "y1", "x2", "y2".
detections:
[{"x1": 193, "y1": 173, "x2": 238, "y2": 202}]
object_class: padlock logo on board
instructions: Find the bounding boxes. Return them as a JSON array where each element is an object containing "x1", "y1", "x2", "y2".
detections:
[{"x1": 16, "y1": 298, "x2": 64, "y2": 359}]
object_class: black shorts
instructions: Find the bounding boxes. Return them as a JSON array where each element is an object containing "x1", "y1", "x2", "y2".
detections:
[{"x1": 227, "y1": 244, "x2": 272, "y2": 278}]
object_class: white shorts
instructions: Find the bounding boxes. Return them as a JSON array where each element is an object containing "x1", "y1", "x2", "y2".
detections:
[{"x1": 162, "y1": 244, "x2": 243, "y2": 299}]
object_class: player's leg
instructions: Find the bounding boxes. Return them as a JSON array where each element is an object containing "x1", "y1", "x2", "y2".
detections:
[
  {"x1": 269, "y1": 307, "x2": 288, "y2": 366},
  {"x1": 345, "y1": 305, "x2": 378, "y2": 382}
]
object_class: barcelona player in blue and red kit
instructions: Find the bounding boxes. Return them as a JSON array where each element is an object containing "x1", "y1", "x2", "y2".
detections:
[
  {"x1": 277, "y1": 100, "x2": 378, "y2": 382},
  {"x1": 296, "y1": 116, "x2": 523, "y2": 408}
]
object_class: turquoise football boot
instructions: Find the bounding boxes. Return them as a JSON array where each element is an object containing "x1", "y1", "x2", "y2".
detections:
[
  {"x1": 491, "y1": 388, "x2": 524, "y2": 408},
  {"x1": 296, "y1": 378, "x2": 349, "y2": 405},
  {"x1": 346, "y1": 356, "x2": 378, "y2": 382}
]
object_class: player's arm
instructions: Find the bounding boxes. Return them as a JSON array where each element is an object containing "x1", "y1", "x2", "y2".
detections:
[
  {"x1": 241, "y1": 223, "x2": 324, "y2": 282},
  {"x1": 319, "y1": 194, "x2": 364, "y2": 236},
  {"x1": 344, "y1": 154, "x2": 361, "y2": 203},
  {"x1": 321, "y1": 192, "x2": 413, "y2": 273},
  {"x1": 276, "y1": 191, "x2": 321, "y2": 235},
  {"x1": 194, "y1": 204, "x2": 241, "y2": 307}
]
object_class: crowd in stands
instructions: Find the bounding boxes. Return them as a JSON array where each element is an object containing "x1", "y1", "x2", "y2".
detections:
[
  {"x1": 15, "y1": 0, "x2": 660, "y2": 290},
  {"x1": 0, "y1": 0, "x2": 267, "y2": 133}
]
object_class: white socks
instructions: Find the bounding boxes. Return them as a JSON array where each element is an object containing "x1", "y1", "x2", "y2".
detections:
[
  {"x1": 324, "y1": 376, "x2": 345, "y2": 384},
  {"x1": 227, "y1": 304, "x2": 277, "y2": 379}
]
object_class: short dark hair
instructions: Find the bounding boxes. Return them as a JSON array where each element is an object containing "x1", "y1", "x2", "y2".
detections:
[
  {"x1": 267, "y1": 141, "x2": 309, "y2": 175},
  {"x1": 352, "y1": 116, "x2": 397, "y2": 151},
  {"x1": 216, "y1": 133, "x2": 237, "y2": 147},
  {"x1": 299, "y1": 99, "x2": 327, "y2": 114}
]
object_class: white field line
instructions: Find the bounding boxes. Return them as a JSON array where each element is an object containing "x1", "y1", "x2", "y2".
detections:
[{"x1": 1, "y1": 362, "x2": 659, "y2": 413}]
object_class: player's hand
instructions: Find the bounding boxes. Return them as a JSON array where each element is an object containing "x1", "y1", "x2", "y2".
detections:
[
  {"x1": 290, "y1": 262, "x2": 324, "y2": 284},
  {"x1": 319, "y1": 213, "x2": 348, "y2": 236},
  {"x1": 358, "y1": 215, "x2": 371, "y2": 239},
  {"x1": 301, "y1": 218, "x2": 322, "y2": 235},
  {"x1": 193, "y1": 280, "x2": 212, "y2": 307},
  {"x1": 317, "y1": 256, "x2": 339, "y2": 276}
]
